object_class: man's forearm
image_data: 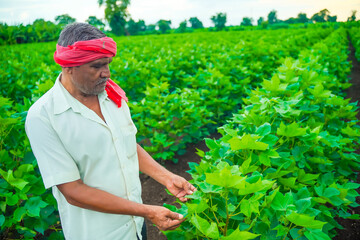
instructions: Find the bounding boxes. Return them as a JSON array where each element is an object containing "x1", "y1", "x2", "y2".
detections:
[
  {"x1": 56, "y1": 179, "x2": 184, "y2": 230},
  {"x1": 57, "y1": 179, "x2": 151, "y2": 217}
]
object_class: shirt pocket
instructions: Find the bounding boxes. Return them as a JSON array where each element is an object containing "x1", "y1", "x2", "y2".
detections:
[{"x1": 119, "y1": 124, "x2": 138, "y2": 159}]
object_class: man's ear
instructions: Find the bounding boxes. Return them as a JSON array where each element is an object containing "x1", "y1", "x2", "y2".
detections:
[{"x1": 62, "y1": 67, "x2": 73, "y2": 74}]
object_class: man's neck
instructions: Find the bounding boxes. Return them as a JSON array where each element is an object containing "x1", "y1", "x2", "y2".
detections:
[
  {"x1": 59, "y1": 73, "x2": 99, "y2": 104},
  {"x1": 59, "y1": 73, "x2": 106, "y2": 122}
]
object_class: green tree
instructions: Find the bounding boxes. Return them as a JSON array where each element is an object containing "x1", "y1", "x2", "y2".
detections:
[
  {"x1": 241, "y1": 17, "x2": 253, "y2": 26},
  {"x1": 177, "y1": 20, "x2": 187, "y2": 33},
  {"x1": 126, "y1": 18, "x2": 138, "y2": 35},
  {"x1": 211, "y1": 12, "x2": 227, "y2": 30},
  {"x1": 189, "y1": 17, "x2": 203, "y2": 29},
  {"x1": 347, "y1": 10, "x2": 357, "y2": 22},
  {"x1": 32, "y1": 19, "x2": 60, "y2": 42},
  {"x1": 297, "y1": 13, "x2": 309, "y2": 23},
  {"x1": 98, "y1": 0, "x2": 130, "y2": 36},
  {"x1": 137, "y1": 20, "x2": 146, "y2": 32},
  {"x1": 55, "y1": 14, "x2": 76, "y2": 25},
  {"x1": 267, "y1": 10, "x2": 278, "y2": 24},
  {"x1": 126, "y1": 19, "x2": 146, "y2": 35},
  {"x1": 147, "y1": 24, "x2": 156, "y2": 31},
  {"x1": 86, "y1": 16, "x2": 105, "y2": 31},
  {"x1": 257, "y1": 17, "x2": 264, "y2": 26},
  {"x1": 311, "y1": 9, "x2": 329, "y2": 23},
  {"x1": 327, "y1": 15, "x2": 337, "y2": 22},
  {"x1": 284, "y1": 17, "x2": 297, "y2": 24},
  {"x1": 157, "y1": 20, "x2": 171, "y2": 34}
]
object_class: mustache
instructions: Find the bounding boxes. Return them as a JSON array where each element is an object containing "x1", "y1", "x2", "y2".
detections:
[{"x1": 97, "y1": 78, "x2": 108, "y2": 85}]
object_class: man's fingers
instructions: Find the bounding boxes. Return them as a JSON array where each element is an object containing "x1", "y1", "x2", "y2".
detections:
[{"x1": 168, "y1": 210, "x2": 183, "y2": 220}]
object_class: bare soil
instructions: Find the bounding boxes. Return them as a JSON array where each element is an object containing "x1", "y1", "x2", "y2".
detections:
[
  {"x1": 333, "y1": 36, "x2": 360, "y2": 240},
  {"x1": 140, "y1": 38, "x2": 360, "y2": 240}
]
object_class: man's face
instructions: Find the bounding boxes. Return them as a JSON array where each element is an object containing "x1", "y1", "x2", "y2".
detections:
[{"x1": 69, "y1": 57, "x2": 113, "y2": 96}]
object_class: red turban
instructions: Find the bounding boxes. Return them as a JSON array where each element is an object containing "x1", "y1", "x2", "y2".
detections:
[
  {"x1": 53, "y1": 37, "x2": 127, "y2": 108},
  {"x1": 54, "y1": 37, "x2": 117, "y2": 67}
]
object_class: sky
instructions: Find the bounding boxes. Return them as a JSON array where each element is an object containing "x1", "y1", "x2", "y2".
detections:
[{"x1": 0, "y1": 0, "x2": 359, "y2": 27}]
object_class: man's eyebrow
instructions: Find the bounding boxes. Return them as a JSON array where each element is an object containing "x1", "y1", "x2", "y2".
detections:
[{"x1": 91, "y1": 59, "x2": 112, "y2": 66}]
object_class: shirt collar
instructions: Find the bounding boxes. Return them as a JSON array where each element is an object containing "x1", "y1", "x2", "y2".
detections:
[{"x1": 53, "y1": 73, "x2": 109, "y2": 115}]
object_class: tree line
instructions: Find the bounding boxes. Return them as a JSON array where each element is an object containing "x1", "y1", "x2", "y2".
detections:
[{"x1": 0, "y1": 3, "x2": 358, "y2": 45}]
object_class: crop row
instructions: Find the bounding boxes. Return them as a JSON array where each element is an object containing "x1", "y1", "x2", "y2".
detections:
[
  {"x1": 349, "y1": 26, "x2": 360, "y2": 61},
  {"x1": 164, "y1": 28, "x2": 360, "y2": 240},
  {"x1": 125, "y1": 28, "x2": 333, "y2": 161}
]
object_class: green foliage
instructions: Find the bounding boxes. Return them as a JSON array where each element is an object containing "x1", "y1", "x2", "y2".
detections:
[
  {"x1": 0, "y1": 97, "x2": 61, "y2": 238},
  {"x1": 126, "y1": 19, "x2": 146, "y2": 35},
  {"x1": 54, "y1": 14, "x2": 76, "y2": 26},
  {"x1": 241, "y1": 17, "x2": 253, "y2": 27},
  {"x1": 268, "y1": 10, "x2": 278, "y2": 24},
  {"x1": 177, "y1": 20, "x2": 188, "y2": 33},
  {"x1": 98, "y1": 0, "x2": 130, "y2": 35},
  {"x1": 86, "y1": 16, "x2": 105, "y2": 31},
  {"x1": 211, "y1": 13, "x2": 227, "y2": 30},
  {"x1": 311, "y1": 9, "x2": 337, "y2": 23},
  {"x1": 189, "y1": 17, "x2": 204, "y2": 29},
  {"x1": 157, "y1": 20, "x2": 172, "y2": 34},
  {"x1": 349, "y1": 26, "x2": 360, "y2": 61},
  {"x1": 164, "y1": 28, "x2": 359, "y2": 239},
  {"x1": 0, "y1": 20, "x2": 61, "y2": 45},
  {"x1": 347, "y1": 10, "x2": 357, "y2": 22}
]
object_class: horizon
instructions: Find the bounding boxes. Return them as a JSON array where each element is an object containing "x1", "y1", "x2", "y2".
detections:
[{"x1": 0, "y1": 0, "x2": 359, "y2": 27}]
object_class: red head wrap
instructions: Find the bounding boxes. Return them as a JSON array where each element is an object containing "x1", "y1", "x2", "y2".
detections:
[
  {"x1": 53, "y1": 37, "x2": 117, "y2": 67},
  {"x1": 54, "y1": 37, "x2": 127, "y2": 107}
]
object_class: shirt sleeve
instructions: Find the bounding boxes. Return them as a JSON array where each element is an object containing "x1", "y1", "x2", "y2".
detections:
[{"x1": 25, "y1": 111, "x2": 80, "y2": 189}]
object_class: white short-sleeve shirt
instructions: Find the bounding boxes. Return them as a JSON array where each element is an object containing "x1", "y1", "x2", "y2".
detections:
[{"x1": 25, "y1": 74, "x2": 144, "y2": 240}]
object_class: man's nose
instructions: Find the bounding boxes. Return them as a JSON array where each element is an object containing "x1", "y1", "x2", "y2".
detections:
[{"x1": 101, "y1": 65, "x2": 111, "y2": 78}]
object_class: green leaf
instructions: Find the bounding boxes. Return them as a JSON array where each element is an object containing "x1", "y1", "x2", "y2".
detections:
[
  {"x1": 256, "y1": 123, "x2": 272, "y2": 136},
  {"x1": 205, "y1": 138, "x2": 219, "y2": 150},
  {"x1": 6, "y1": 194, "x2": 19, "y2": 206},
  {"x1": 0, "y1": 169, "x2": 29, "y2": 190},
  {"x1": 297, "y1": 170, "x2": 320, "y2": 184},
  {"x1": 190, "y1": 214, "x2": 219, "y2": 239},
  {"x1": 286, "y1": 212, "x2": 326, "y2": 229},
  {"x1": 273, "y1": 224, "x2": 289, "y2": 237},
  {"x1": 341, "y1": 125, "x2": 360, "y2": 137},
  {"x1": 295, "y1": 198, "x2": 312, "y2": 213},
  {"x1": 271, "y1": 192, "x2": 295, "y2": 211},
  {"x1": 228, "y1": 134, "x2": 268, "y2": 151},
  {"x1": 206, "y1": 167, "x2": 246, "y2": 189},
  {"x1": 308, "y1": 84, "x2": 331, "y2": 99},
  {"x1": 304, "y1": 228, "x2": 331, "y2": 240},
  {"x1": 263, "y1": 74, "x2": 288, "y2": 92},
  {"x1": 238, "y1": 179, "x2": 274, "y2": 195},
  {"x1": 187, "y1": 200, "x2": 209, "y2": 215},
  {"x1": 0, "y1": 215, "x2": 5, "y2": 227},
  {"x1": 14, "y1": 207, "x2": 27, "y2": 222},
  {"x1": 323, "y1": 187, "x2": 340, "y2": 198},
  {"x1": 221, "y1": 228, "x2": 260, "y2": 240},
  {"x1": 240, "y1": 198, "x2": 260, "y2": 217},
  {"x1": 25, "y1": 196, "x2": 48, "y2": 217},
  {"x1": 277, "y1": 122, "x2": 307, "y2": 137},
  {"x1": 259, "y1": 149, "x2": 280, "y2": 167}
]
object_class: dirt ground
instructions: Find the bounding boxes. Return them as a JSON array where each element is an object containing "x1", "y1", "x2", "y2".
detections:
[
  {"x1": 333, "y1": 37, "x2": 360, "y2": 240},
  {"x1": 140, "y1": 39, "x2": 360, "y2": 240}
]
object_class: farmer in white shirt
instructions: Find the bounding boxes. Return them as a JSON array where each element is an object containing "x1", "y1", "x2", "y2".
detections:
[{"x1": 25, "y1": 22, "x2": 196, "y2": 240}]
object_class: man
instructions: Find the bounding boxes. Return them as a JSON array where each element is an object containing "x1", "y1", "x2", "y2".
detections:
[{"x1": 25, "y1": 23, "x2": 195, "y2": 240}]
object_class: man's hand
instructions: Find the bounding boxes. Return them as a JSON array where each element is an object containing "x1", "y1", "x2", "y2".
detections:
[
  {"x1": 166, "y1": 174, "x2": 196, "y2": 202},
  {"x1": 146, "y1": 205, "x2": 184, "y2": 231}
]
